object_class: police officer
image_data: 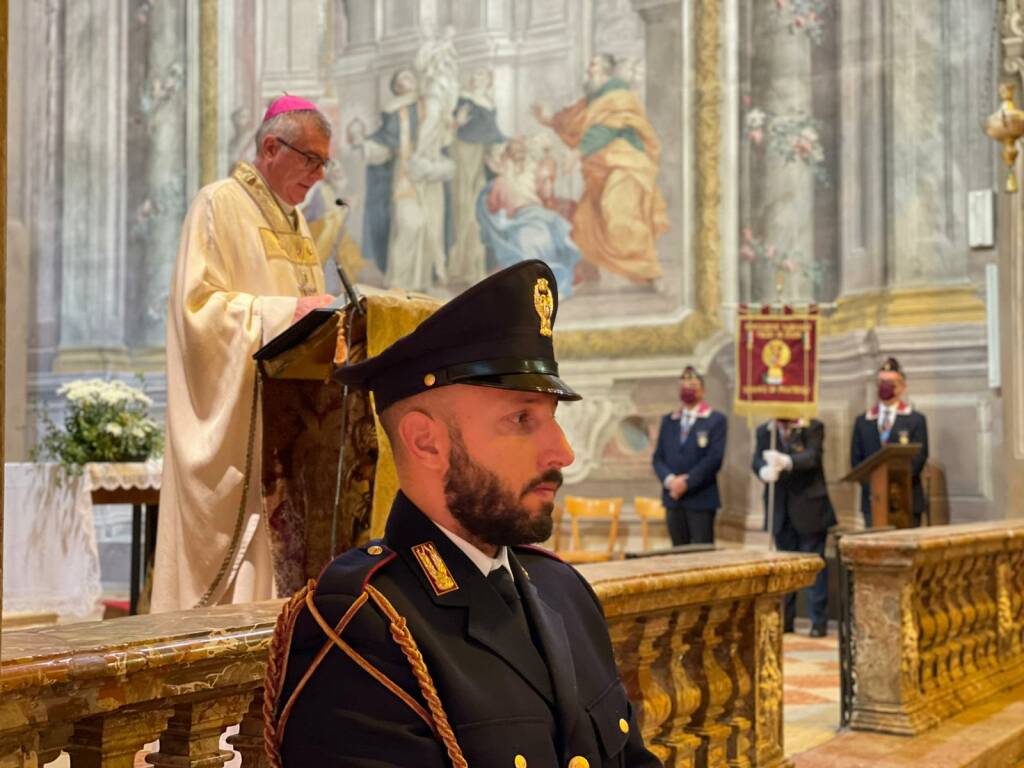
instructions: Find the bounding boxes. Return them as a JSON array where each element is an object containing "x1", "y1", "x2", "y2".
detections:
[
  {"x1": 753, "y1": 418, "x2": 836, "y2": 637},
  {"x1": 651, "y1": 366, "x2": 727, "y2": 545},
  {"x1": 267, "y1": 260, "x2": 661, "y2": 767},
  {"x1": 850, "y1": 357, "x2": 929, "y2": 527}
]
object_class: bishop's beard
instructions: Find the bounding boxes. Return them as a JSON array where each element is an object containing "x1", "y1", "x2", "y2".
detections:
[{"x1": 444, "y1": 428, "x2": 561, "y2": 547}]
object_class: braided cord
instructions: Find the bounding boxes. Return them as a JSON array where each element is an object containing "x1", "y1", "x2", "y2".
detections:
[
  {"x1": 263, "y1": 580, "x2": 313, "y2": 768},
  {"x1": 365, "y1": 585, "x2": 468, "y2": 768}
]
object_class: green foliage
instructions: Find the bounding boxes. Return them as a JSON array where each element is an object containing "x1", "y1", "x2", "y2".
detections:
[{"x1": 31, "y1": 378, "x2": 164, "y2": 474}]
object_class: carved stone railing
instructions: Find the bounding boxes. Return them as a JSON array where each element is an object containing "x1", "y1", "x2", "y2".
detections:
[
  {"x1": 840, "y1": 521, "x2": 1024, "y2": 735},
  {"x1": 0, "y1": 550, "x2": 821, "y2": 767},
  {"x1": 579, "y1": 550, "x2": 823, "y2": 768}
]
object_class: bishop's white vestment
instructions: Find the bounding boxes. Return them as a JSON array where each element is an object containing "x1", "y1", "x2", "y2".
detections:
[{"x1": 152, "y1": 162, "x2": 326, "y2": 612}]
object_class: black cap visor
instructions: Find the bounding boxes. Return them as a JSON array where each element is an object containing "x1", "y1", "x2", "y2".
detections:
[{"x1": 458, "y1": 372, "x2": 582, "y2": 401}]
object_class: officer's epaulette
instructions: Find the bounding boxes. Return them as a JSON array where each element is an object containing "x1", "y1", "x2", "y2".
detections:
[
  {"x1": 264, "y1": 539, "x2": 468, "y2": 766},
  {"x1": 315, "y1": 539, "x2": 397, "y2": 596}
]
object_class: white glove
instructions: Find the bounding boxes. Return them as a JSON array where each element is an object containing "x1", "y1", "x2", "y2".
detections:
[
  {"x1": 763, "y1": 449, "x2": 793, "y2": 472},
  {"x1": 758, "y1": 464, "x2": 779, "y2": 484}
]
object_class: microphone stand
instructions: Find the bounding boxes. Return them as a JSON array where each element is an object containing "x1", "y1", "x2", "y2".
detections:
[{"x1": 330, "y1": 197, "x2": 363, "y2": 557}]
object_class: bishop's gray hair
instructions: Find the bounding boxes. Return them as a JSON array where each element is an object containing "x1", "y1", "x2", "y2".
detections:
[{"x1": 254, "y1": 109, "x2": 333, "y2": 155}]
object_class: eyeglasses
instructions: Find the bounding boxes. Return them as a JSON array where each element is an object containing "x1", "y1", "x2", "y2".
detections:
[{"x1": 276, "y1": 137, "x2": 333, "y2": 172}]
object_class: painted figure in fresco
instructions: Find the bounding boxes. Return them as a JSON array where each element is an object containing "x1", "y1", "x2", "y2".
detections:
[
  {"x1": 651, "y1": 366, "x2": 727, "y2": 545},
  {"x1": 153, "y1": 96, "x2": 334, "y2": 612},
  {"x1": 476, "y1": 138, "x2": 582, "y2": 298},
  {"x1": 449, "y1": 67, "x2": 507, "y2": 287},
  {"x1": 753, "y1": 418, "x2": 836, "y2": 637},
  {"x1": 533, "y1": 53, "x2": 669, "y2": 285},
  {"x1": 301, "y1": 162, "x2": 366, "y2": 287}
]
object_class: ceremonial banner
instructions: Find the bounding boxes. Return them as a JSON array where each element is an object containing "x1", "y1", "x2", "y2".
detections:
[{"x1": 734, "y1": 305, "x2": 819, "y2": 420}]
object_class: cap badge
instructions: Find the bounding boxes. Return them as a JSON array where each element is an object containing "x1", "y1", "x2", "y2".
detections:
[
  {"x1": 411, "y1": 542, "x2": 459, "y2": 596},
  {"x1": 533, "y1": 278, "x2": 554, "y2": 338}
]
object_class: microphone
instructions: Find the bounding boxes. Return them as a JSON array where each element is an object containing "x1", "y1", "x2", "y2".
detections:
[{"x1": 335, "y1": 198, "x2": 348, "y2": 208}]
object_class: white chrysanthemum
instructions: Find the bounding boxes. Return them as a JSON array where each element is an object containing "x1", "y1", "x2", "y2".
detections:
[{"x1": 104, "y1": 423, "x2": 124, "y2": 437}]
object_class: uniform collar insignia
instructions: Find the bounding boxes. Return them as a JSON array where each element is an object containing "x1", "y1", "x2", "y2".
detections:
[{"x1": 411, "y1": 541, "x2": 460, "y2": 596}]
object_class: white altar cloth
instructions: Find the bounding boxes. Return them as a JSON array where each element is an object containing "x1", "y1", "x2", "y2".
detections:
[{"x1": 3, "y1": 461, "x2": 161, "y2": 620}]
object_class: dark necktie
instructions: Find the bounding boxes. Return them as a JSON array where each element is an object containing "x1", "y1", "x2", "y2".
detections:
[{"x1": 487, "y1": 566, "x2": 532, "y2": 640}]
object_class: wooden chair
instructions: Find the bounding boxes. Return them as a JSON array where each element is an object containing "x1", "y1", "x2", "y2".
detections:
[
  {"x1": 556, "y1": 496, "x2": 622, "y2": 564},
  {"x1": 634, "y1": 496, "x2": 667, "y2": 551}
]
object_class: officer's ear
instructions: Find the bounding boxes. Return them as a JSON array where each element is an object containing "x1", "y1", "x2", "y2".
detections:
[{"x1": 396, "y1": 408, "x2": 449, "y2": 473}]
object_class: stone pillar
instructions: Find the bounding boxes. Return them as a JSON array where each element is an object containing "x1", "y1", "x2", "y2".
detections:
[
  {"x1": 127, "y1": 0, "x2": 188, "y2": 354},
  {"x1": 837, "y1": 1, "x2": 886, "y2": 295},
  {"x1": 146, "y1": 692, "x2": 255, "y2": 768},
  {"x1": 746, "y1": 2, "x2": 815, "y2": 302},
  {"x1": 66, "y1": 708, "x2": 173, "y2": 768},
  {"x1": 886, "y1": 0, "x2": 967, "y2": 286},
  {"x1": 57, "y1": 0, "x2": 129, "y2": 370}
]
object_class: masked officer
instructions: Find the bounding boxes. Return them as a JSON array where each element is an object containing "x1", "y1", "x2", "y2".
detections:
[
  {"x1": 266, "y1": 260, "x2": 661, "y2": 767},
  {"x1": 850, "y1": 357, "x2": 929, "y2": 527},
  {"x1": 753, "y1": 418, "x2": 836, "y2": 636},
  {"x1": 651, "y1": 366, "x2": 727, "y2": 545}
]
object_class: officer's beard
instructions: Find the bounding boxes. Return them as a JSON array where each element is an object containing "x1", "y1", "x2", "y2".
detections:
[{"x1": 444, "y1": 428, "x2": 561, "y2": 547}]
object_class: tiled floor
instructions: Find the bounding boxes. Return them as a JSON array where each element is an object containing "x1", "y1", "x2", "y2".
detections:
[{"x1": 783, "y1": 619, "x2": 842, "y2": 756}]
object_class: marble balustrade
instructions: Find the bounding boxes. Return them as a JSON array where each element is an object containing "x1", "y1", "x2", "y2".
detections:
[
  {"x1": 841, "y1": 521, "x2": 1024, "y2": 736},
  {"x1": 0, "y1": 550, "x2": 821, "y2": 768}
]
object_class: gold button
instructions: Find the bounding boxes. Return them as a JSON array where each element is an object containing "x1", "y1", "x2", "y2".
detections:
[
  {"x1": 618, "y1": 718, "x2": 629, "y2": 734},
  {"x1": 367, "y1": 545, "x2": 383, "y2": 556},
  {"x1": 568, "y1": 758, "x2": 589, "y2": 768},
  {"x1": 424, "y1": 373, "x2": 436, "y2": 386},
  {"x1": 514, "y1": 755, "x2": 527, "y2": 768}
]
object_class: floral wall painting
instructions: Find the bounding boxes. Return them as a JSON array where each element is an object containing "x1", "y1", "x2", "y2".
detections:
[{"x1": 325, "y1": 0, "x2": 689, "y2": 328}]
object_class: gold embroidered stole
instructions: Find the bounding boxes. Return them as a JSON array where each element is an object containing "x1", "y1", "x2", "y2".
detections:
[{"x1": 231, "y1": 161, "x2": 320, "y2": 296}]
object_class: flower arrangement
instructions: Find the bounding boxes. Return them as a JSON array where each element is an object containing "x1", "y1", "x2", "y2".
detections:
[
  {"x1": 744, "y1": 106, "x2": 829, "y2": 184},
  {"x1": 32, "y1": 378, "x2": 163, "y2": 474},
  {"x1": 739, "y1": 227, "x2": 831, "y2": 290}
]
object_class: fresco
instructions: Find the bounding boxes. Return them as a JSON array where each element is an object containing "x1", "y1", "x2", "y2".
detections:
[{"x1": 299, "y1": 1, "x2": 691, "y2": 327}]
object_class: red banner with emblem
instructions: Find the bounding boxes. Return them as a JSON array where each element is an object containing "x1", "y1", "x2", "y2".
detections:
[{"x1": 734, "y1": 305, "x2": 819, "y2": 420}]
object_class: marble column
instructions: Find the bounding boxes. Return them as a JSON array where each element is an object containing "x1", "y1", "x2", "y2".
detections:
[
  {"x1": 885, "y1": 0, "x2": 968, "y2": 286},
  {"x1": 837, "y1": 0, "x2": 886, "y2": 295},
  {"x1": 633, "y1": 0, "x2": 686, "y2": 304},
  {"x1": 127, "y1": 0, "x2": 188, "y2": 354},
  {"x1": 57, "y1": 0, "x2": 129, "y2": 368},
  {"x1": 746, "y1": 2, "x2": 815, "y2": 302}
]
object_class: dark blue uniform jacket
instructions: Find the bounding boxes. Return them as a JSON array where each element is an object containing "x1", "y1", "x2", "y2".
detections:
[
  {"x1": 850, "y1": 402, "x2": 929, "y2": 519},
  {"x1": 651, "y1": 404, "x2": 727, "y2": 512},
  {"x1": 275, "y1": 492, "x2": 661, "y2": 767}
]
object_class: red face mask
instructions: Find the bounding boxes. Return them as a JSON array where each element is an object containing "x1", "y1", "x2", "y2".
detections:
[
  {"x1": 680, "y1": 386, "x2": 700, "y2": 406},
  {"x1": 878, "y1": 380, "x2": 897, "y2": 402}
]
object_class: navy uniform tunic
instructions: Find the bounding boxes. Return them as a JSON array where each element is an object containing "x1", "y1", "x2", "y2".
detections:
[
  {"x1": 850, "y1": 402, "x2": 929, "y2": 525},
  {"x1": 275, "y1": 492, "x2": 662, "y2": 767}
]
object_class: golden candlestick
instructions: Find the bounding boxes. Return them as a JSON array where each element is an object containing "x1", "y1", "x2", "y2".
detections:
[{"x1": 985, "y1": 82, "x2": 1024, "y2": 193}]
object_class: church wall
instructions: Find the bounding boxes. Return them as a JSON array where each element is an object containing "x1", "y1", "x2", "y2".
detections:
[{"x1": 7, "y1": 0, "x2": 1018, "y2": 530}]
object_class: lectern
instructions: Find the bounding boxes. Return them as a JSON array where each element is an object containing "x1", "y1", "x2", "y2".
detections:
[
  {"x1": 253, "y1": 290, "x2": 440, "y2": 596},
  {"x1": 842, "y1": 443, "x2": 921, "y2": 528}
]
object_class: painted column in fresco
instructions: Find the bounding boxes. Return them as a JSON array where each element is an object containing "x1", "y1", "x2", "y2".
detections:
[
  {"x1": 133, "y1": 0, "x2": 189, "y2": 352},
  {"x1": 57, "y1": 0, "x2": 129, "y2": 365},
  {"x1": 741, "y1": 2, "x2": 820, "y2": 303}
]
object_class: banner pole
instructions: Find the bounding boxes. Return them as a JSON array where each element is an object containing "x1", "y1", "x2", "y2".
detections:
[{"x1": 767, "y1": 421, "x2": 777, "y2": 552}]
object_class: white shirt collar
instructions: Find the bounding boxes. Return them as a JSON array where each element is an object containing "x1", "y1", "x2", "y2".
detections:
[{"x1": 432, "y1": 521, "x2": 510, "y2": 576}]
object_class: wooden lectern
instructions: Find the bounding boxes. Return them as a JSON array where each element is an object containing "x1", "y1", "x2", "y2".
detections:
[
  {"x1": 842, "y1": 443, "x2": 921, "y2": 528},
  {"x1": 254, "y1": 291, "x2": 440, "y2": 596}
]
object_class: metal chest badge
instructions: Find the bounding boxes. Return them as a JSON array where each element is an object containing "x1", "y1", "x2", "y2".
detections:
[
  {"x1": 534, "y1": 278, "x2": 554, "y2": 337},
  {"x1": 411, "y1": 542, "x2": 459, "y2": 596},
  {"x1": 697, "y1": 431, "x2": 709, "y2": 448},
  {"x1": 898, "y1": 430, "x2": 910, "y2": 445}
]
